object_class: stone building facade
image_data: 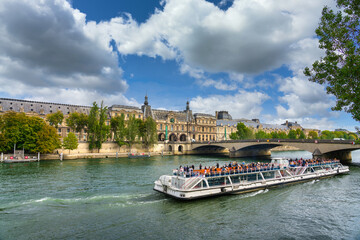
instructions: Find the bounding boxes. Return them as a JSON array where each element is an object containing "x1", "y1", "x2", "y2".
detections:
[
  {"x1": 0, "y1": 97, "x2": 318, "y2": 143},
  {"x1": 0, "y1": 97, "x2": 217, "y2": 143}
]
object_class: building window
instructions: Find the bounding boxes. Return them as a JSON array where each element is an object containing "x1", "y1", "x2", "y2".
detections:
[
  {"x1": 198, "y1": 135, "x2": 201, "y2": 141},
  {"x1": 171, "y1": 125, "x2": 174, "y2": 131},
  {"x1": 67, "y1": 129, "x2": 70, "y2": 133},
  {"x1": 160, "y1": 124, "x2": 162, "y2": 130},
  {"x1": 58, "y1": 129, "x2": 61, "y2": 133},
  {"x1": 182, "y1": 125, "x2": 184, "y2": 131},
  {"x1": 192, "y1": 126, "x2": 195, "y2": 132},
  {"x1": 202, "y1": 127, "x2": 204, "y2": 132},
  {"x1": 138, "y1": 115, "x2": 141, "y2": 118}
]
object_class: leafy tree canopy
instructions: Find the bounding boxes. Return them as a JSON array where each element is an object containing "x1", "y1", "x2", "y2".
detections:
[
  {"x1": 110, "y1": 115, "x2": 126, "y2": 147},
  {"x1": 0, "y1": 112, "x2": 60, "y2": 153},
  {"x1": 87, "y1": 101, "x2": 109, "y2": 151},
  {"x1": 304, "y1": 0, "x2": 360, "y2": 121},
  {"x1": 63, "y1": 132, "x2": 79, "y2": 153},
  {"x1": 46, "y1": 111, "x2": 64, "y2": 128},
  {"x1": 142, "y1": 117, "x2": 157, "y2": 150},
  {"x1": 231, "y1": 123, "x2": 253, "y2": 140}
]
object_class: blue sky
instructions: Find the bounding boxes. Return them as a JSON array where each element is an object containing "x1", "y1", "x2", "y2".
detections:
[{"x1": 0, "y1": 0, "x2": 358, "y2": 131}]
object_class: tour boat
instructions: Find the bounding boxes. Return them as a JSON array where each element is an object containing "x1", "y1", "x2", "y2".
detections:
[{"x1": 153, "y1": 158, "x2": 349, "y2": 200}]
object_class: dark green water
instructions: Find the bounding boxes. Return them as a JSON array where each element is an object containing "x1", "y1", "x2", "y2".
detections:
[{"x1": 1, "y1": 151, "x2": 360, "y2": 240}]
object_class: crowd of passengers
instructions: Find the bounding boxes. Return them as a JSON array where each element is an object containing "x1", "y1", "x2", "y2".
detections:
[{"x1": 174, "y1": 158, "x2": 340, "y2": 177}]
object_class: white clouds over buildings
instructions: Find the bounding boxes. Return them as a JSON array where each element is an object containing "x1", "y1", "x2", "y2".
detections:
[
  {"x1": 0, "y1": 0, "x2": 347, "y2": 129},
  {"x1": 0, "y1": 0, "x2": 129, "y2": 105}
]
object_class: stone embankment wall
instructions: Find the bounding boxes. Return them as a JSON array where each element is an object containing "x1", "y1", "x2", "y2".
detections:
[{"x1": 43, "y1": 142, "x2": 168, "y2": 160}]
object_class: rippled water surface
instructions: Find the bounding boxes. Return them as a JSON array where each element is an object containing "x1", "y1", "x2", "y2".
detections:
[{"x1": 1, "y1": 151, "x2": 360, "y2": 240}]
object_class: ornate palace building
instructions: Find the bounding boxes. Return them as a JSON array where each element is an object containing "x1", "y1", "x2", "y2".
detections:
[
  {"x1": 0, "y1": 96, "x2": 217, "y2": 142},
  {"x1": 0, "y1": 97, "x2": 314, "y2": 142}
]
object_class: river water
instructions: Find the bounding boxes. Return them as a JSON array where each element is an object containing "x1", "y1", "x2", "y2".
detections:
[{"x1": 1, "y1": 151, "x2": 360, "y2": 240}]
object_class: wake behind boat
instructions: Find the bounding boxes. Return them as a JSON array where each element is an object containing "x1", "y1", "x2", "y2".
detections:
[{"x1": 154, "y1": 158, "x2": 349, "y2": 200}]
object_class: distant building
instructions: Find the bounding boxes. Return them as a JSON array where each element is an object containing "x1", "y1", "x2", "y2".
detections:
[
  {"x1": 215, "y1": 111, "x2": 232, "y2": 120},
  {"x1": 0, "y1": 97, "x2": 217, "y2": 145},
  {"x1": 335, "y1": 128, "x2": 349, "y2": 133}
]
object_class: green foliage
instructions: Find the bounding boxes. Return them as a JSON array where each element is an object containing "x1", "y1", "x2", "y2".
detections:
[
  {"x1": 308, "y1": 131, "x2": 319, "y2": 139},
  {"x1": 63, "y1": 132, "x2": 79, "y2": 153},
  {"x1": 126, "y1": 115, "x2": 139, "y2": 150},
  {"x1": 87, "y1": 101, "x2": 110, "y2": 151},
  {"x1": 231, "y1": 123, "x2": 253, "y2": 140},
  {"x1": 270, "y1": 131, "x2": 279, "y2": 139},
  {"x1": 66, "y1": 112, "x2": 88, "y2": 140},
  {"x1": 229, "y1": 132, "x2": 238, "y2": 140},
  {"x1": 110, "y1": 115, "x2": 126, "y2": 147},
  {"x1": 0, "y1": 112, "x2": 60, "y2": 153},
  {"x1": 304, "y1": 1, "x2": 360, "y2": 121},
  {"x1": 298, "y1": 131, "x2": 306, "y2": 139},
  {"x1": 142, "y1": 117, "x2": 157, "y2": 150},
  {"x1": 46, "y1": 111, "x2": 64, "y2": 128},
  {"x1": 321, "y1": 130, "x2": 335, "y2": 140},
  {"x1": 278, "y1": 131, "x2": 288, "y2": 139},
  {"x1": 255, "y1": 130, "x2": 270, "y2": 139},
  {"x1": 34, "y1": 124, "x2": 61, "y2": 153},
  {"x1": 288, "y1": 130, "x2": 297, "y2": 139}
]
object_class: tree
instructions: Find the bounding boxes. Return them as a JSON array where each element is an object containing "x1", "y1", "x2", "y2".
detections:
[
  {"x1": 0, "y1": 112, "x2": 60, "y2": 153},
  {"x1": 87, "y1": 101, "x2": 110, "y2": 152},
  {"x1": 270, "y1": 131, "x2": 279, "y2": 139},
  {"x1": 298, "y1": 131, "x2": 306, "y2": 139},
  {"x1": 304, "y1": 1, "x2": 360, "y2": 121},
  {"x1": 46, "y1": 111, "x2": 64, "y2": 128},
  {"x1": 231, "y1": 123, "x2": 253, "y2": 140},
  {"x1": 142, "y1": 117, "x2": 157, "y2": 150},
  {"x1": 255, "y1": 130, "x2": 269, "y2": 139},
  {"x1": 126, "y1": 115, "x2": 139, "y2": 150},
  {"x1": 229, "y1": 132, "x2": 238, "y2": 140},
  {"x1": 110, "y1": 115, "x2": 126, "y2": 147},
  {"x1": 63, "y1": 132, "x2": 79, "y2": 153},
  {"x1": 308, "y1": 131, "x2": 319, "y2": 139},
  {"x1": 288, "y1": 130, "x2": 297, "y2": 139},
  {"x1": 66, "y1": 112, "x2": 88, "y2": 140},
  {"x1": 34, "y1": 124, "x2": 61, "y2": 153},
  {"x1": 278, "y1": 131, "x2": 288, "y2": 139},
  {"x1": 321, "y1": 130, "x2": 335, "y2": 140}
]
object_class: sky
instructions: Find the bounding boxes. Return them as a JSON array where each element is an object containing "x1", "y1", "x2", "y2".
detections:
[{"x1": 0, "y1": 0, "x2": 358, "y2": 131}]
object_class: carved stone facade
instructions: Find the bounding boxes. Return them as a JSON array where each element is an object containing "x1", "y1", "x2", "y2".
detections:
[{"x1": 0, "y1": 97, "x2": 217, "y2": 142}]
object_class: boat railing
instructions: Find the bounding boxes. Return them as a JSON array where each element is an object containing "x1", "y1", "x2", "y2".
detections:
[{"x1": 173, "y1": 161, "x2": 341, "y2": 179}]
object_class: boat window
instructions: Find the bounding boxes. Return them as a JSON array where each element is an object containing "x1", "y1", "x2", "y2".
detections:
[
  {"x1": 230, "y1": 176, "x2": 240, "y2": 184},
  {"x1": 207, "y1": 177, "x2": 225, "y2": 187},
  {"x1": 247, "y1": 174, "x2": 258, "y2": 182},
  {"x1": 262, "y1": 171, "x2": 275, "y2": 180}
]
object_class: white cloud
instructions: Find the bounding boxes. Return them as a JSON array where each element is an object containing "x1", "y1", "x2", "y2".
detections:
[
  {"x1": 190, "y1": 90, "x2": 269, "y2": 118},
  {"x1": 0, "y1": 0, "x2": 130, "y2": 105},
  {"x1": 103, "y1": 0, "x2": 334, "y2": 75}
]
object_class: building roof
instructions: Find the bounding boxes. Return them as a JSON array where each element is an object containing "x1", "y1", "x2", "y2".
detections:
[{"x1": 0, "y1": 98, "x2": 91, "y2": 115}]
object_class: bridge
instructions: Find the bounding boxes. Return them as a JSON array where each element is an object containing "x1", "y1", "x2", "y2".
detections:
[{"x1": 176, "y1": 139, "x2": 360, "y2": 162}]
